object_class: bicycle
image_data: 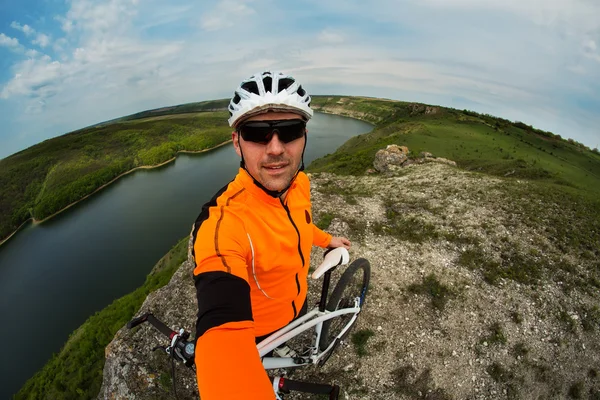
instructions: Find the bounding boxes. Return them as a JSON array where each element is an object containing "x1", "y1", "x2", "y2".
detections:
[{"x1": 128, "y1": 247, "x2": 370, "y2": 399}]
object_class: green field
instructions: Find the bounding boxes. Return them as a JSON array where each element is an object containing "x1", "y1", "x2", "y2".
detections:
[{"x1": 0, "y1": 108, "x2": 231, "y2": 242}]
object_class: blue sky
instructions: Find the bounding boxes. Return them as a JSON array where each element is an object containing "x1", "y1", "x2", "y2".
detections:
[{"x1": 0, "y1": 0, "x2": 599, "y2": 159}]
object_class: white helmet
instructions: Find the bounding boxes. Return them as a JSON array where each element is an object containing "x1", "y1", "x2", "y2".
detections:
[{"x1": 228, "y1": 71, "x2": 313, "y2": 128}]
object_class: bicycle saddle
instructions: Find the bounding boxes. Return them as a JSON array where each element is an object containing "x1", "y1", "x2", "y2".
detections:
[{"x1": 311, "y1": 247, "x2": 350, "y2": 279}]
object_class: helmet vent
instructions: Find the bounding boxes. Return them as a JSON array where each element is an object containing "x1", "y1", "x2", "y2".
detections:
[
  {"x1": 262, "y1": 76, "x2": 273, "y2": 93},
  {"x1": 241, "y1": 81, "x2": 259, "y2": 95},
  {"x1": 232, "y1": 93, "x2": 241, "y2": 105},
  {"x1": 278, "y1": 78, "x2": 294, "y2": 92},
  {"x1": 297, "y1": 85, "x2": 305, "y2": 97}
]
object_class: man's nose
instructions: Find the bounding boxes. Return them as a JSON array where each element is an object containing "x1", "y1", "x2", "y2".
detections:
[{"x1": 265, "y1": 133, "x2": 285, "y2": 155}]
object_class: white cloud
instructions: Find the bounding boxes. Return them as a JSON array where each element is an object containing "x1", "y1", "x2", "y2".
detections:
[
  {"x1": 10, "y1": 21, "x2": 36, "y2": 36},
  {"x1": 317, "y1": 29, "x2": 344, "y2": 44},
  {"x1": 1, "y1": 0, "x2": 599, "y2": 157},
  {"x1": 200, "y1": 0, "x2": 255, "y2": 31},
  {"x1": 1, "y1": 56, "x2": 61, "y2": 100},
  {"x1": 0, "y1": 33, "x2": 20, "y2": 48},
  {"x1": 25, "y1": 49, "x2": 40, "y2": 58},
  {"x1": 60, "y1": 0, "x2": 139, "y2": 37},
  {"x1": 416, "y1": 0, "x2": 600, "y2": 32},
  {"x1": 55, "y1": 15, "x2": 74, "y2": 33},
  {"x1": 567, "y1": 64, "x2": 587, "y2": 75},
  {"x1": 53, "y1": 38, "x2": 68, "y2": 52},
  {"x1": 32, "y1": 33, "x2": 51, "y2": 48},
  {"x1": 584, "y1": 39, "x2": 597, "y2": 52}
]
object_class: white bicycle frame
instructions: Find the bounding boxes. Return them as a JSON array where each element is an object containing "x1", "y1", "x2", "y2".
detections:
[
  {"x1": 258, "y1": 298, "x2": 361, "y2": 369},
  {"x1": 256, "y1": 247, "x2": 362, "y2": 370}
]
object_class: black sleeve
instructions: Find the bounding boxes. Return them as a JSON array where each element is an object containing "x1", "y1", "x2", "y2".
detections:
[{"x1": 194, "y1": 271, "x2": 254, "y2": 340}]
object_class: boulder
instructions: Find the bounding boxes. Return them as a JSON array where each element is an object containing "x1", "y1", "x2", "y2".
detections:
[{"x1": 373, "y1": 145, "x2": 409, "y2": 172}]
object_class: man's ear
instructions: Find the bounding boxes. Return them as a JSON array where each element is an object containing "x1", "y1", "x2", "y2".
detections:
[{"x1": 232, "y1": 131, "x2": 242, "y2": 157}]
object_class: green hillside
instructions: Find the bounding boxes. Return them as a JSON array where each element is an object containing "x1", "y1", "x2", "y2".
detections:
[
  {"x1": 309, "y1": 96, "x2": 600, "y2": 197},
  {"x1": 0, "y1": 108, "x2": 231, "y2": 242}
]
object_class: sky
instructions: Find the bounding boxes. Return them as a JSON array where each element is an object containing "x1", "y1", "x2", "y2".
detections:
[{"x1": 0, "y1": 0, "x2": 599, "y2": 159}]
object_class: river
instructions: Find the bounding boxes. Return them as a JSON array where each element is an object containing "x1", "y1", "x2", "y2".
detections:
[{"x1": 0, "y1": 112, "x2": 372, "y2": 398}]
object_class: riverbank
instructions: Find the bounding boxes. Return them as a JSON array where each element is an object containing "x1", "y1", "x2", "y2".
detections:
[
  {"x1": 0, "y1": 139, "x2": 232, "y2": 248},
  {"x1": 0, "y1": 110, "x2": 232, "y2": 243}
]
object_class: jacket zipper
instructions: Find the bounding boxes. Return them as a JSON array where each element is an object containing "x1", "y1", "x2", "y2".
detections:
[
  {"x1": 280, "y1": 198, "x2": 304, "y2": 320},
  {"x1": 279, "y1": 198, "x2": 305, "y2": 267}
]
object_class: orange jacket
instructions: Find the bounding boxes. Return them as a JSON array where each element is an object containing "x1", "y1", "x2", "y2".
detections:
[{"x1": 192, "y1": 168, "x2": 331, "y2": 399}]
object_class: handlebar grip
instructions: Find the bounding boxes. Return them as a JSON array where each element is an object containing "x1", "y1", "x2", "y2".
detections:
[
  {"x1": 127, "y1": 313, "x2": 176, "y2": 338},
  {"x1": 277, "y1": 378, "x2": 338, "y2": 396},
  {"x1": 146, "y1": 314, "x2": 176, "y2": 338},
  {"x1": 329, "y1": 385, "x2": 340, "y2": 400},
  {"x1": 127, "y1": 313, "x2": 149, "y2": 329}
]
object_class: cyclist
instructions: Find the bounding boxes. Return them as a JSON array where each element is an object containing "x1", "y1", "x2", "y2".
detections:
[{"x1": 192, "y1": 71, "x2": 350, "y2": 399}]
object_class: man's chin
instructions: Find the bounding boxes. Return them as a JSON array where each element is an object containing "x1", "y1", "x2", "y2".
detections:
[{"x1": 259, "y1": 176, "x2": 292, "y2": 193}]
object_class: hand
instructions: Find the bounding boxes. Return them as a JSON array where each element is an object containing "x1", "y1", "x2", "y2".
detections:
[{"x1": 329, "y1": 236, "x2": 351, "y2": 250}]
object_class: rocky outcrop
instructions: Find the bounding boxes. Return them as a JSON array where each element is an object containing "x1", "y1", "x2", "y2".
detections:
[
  {"x1": 373, "y1": 145, "x2": 409, "y2": 172},
  {"x1": 373, "y1": 145, "x2": 456, "y2": 173},
  {"x1": 100, "y1": 147, "x2": 600, "y2": 400},
  {"x1": 409, "y1": 103, "x2": 440, "y2": 116}
]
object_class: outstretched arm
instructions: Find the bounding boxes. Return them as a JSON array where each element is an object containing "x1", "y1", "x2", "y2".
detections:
[
  {"x1": 193, "y1": 218, "x2": 275, "y2": 399},
  {"x1": 194, "y1": 273, "x2": 274, "y2": 400}
]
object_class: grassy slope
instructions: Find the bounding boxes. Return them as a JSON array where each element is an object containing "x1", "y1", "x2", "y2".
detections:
[
  {"x1": 0, "y1": 108, "x2": 231, "y2": 241},
  {"x1": 14, "y1": 237, "x2": 189, "y2": 400},
  {"x1": 309, "y1": 96, "x2": 600, "y2": 198}
]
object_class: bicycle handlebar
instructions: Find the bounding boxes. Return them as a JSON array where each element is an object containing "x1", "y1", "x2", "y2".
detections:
[
  {"x1": 128, "y1": 313, "x2": 176, "y2": 338},
  {"x1": 128, "y1": 313, "x2": 341, "y2": 398},
  {"x1": 127, "y1": 313, "x2": 195, "y2": 367}
]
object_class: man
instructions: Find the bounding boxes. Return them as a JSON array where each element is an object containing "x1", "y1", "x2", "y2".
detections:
[{"x1": 191, "y1": 71, "x2": 351, "y2": 399}]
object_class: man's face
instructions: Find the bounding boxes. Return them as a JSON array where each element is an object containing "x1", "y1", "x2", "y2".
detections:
[{"x1": 233, "y1": 111, "x2": 306, "y2": 193}]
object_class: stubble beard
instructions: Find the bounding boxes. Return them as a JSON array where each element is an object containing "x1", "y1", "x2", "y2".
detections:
[{"x1": 259, "y1": 156, "x2": 299, "y2": 192}]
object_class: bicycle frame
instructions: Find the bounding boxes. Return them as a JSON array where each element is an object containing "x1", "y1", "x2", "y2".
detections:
[{"x1": 258, "y1": 297, "x2": 361, "y2": 369}]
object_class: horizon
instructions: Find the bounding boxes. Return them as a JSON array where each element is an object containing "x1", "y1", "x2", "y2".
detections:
[{"x1": 1, "y1": 0, "x2": 599, "y2": 159}]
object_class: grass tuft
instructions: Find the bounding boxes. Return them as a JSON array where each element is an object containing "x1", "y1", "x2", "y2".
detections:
[
  {"x1": 351, "y1": 329, "x2": 376, "y2": 357},
  {"x1": 315, "y1": 212, "x2": 335, "y2": 230},
  {"x1": 480, "y1": 322, "x2": 507, "y2": 347},
  {"x1": 408, "y1": 274, "x2": 454, "y2": 311}
]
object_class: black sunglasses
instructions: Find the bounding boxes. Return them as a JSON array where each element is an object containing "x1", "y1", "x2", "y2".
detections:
[{"x1": 238, "y1": 120, "x2": 306, "y2": 144}]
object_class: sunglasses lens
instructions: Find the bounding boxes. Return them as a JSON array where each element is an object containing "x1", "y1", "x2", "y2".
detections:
[{"x1": 239, "y1": 120, "x2": 305, "y2": 144}]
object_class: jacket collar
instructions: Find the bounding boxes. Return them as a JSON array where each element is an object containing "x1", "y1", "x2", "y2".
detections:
[{"x1": 236, "y1": 168, "x2": 290, "y2": 205}]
